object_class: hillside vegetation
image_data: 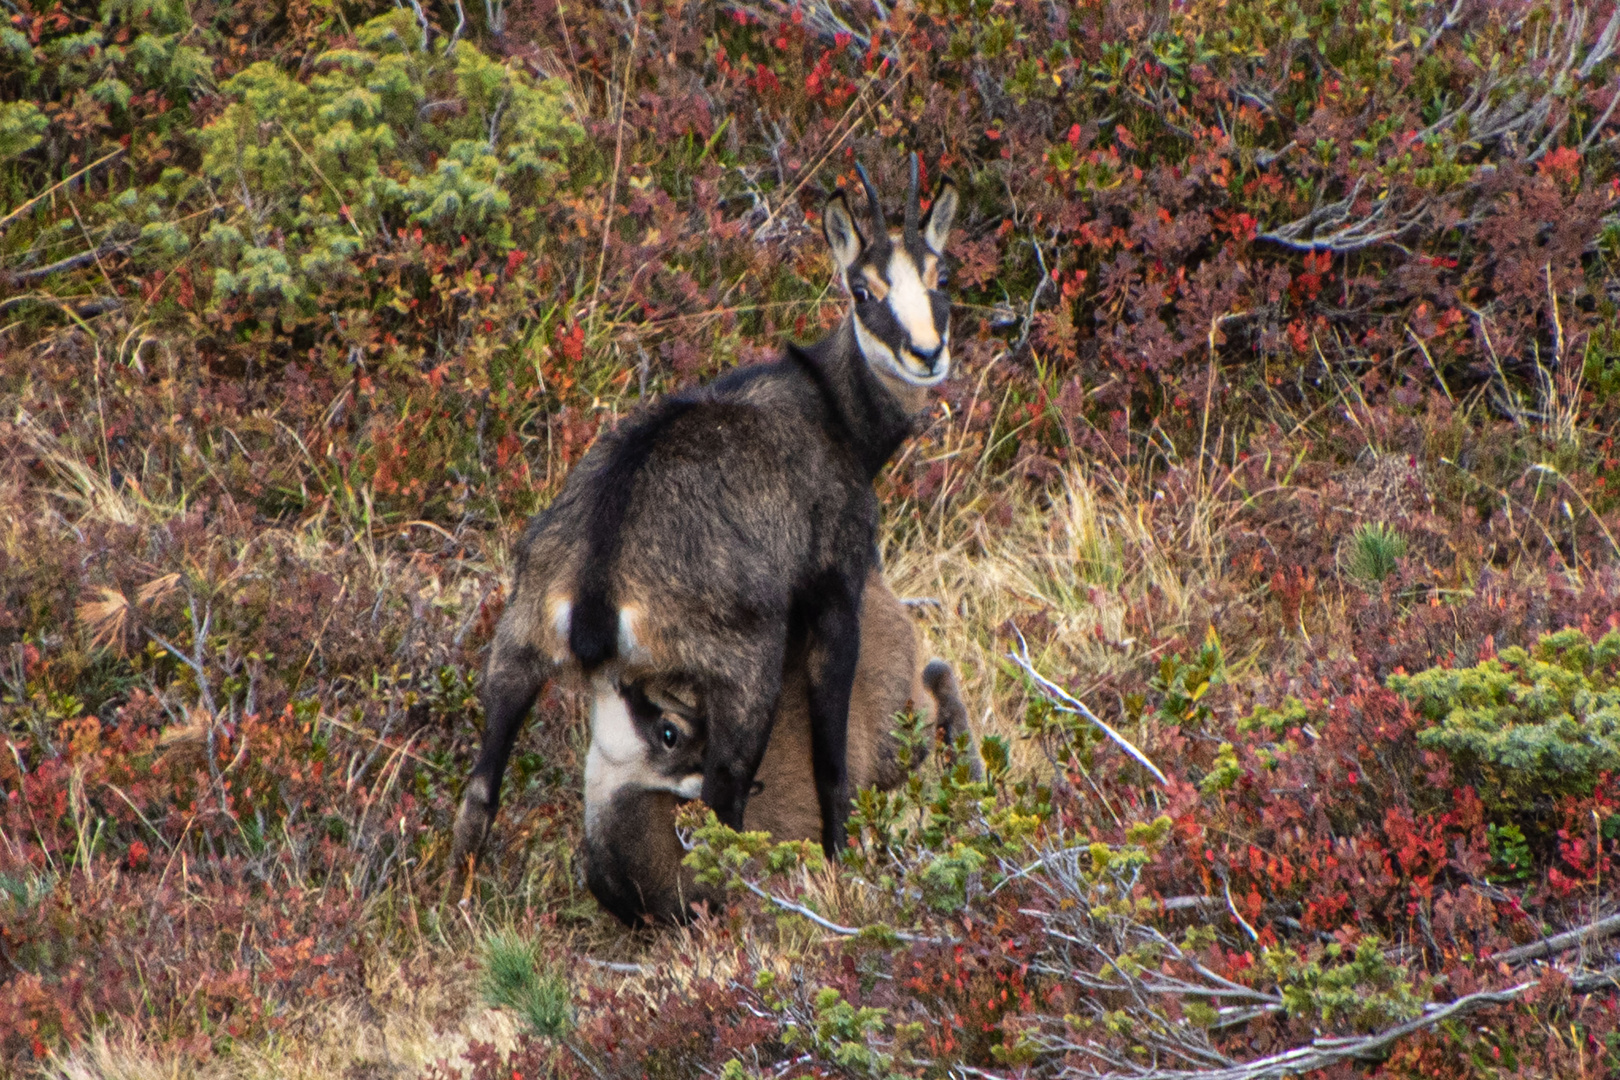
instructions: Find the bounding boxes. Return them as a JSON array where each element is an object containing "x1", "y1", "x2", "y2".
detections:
[{"x1": 3, "y1": 0, "x2": 1620, "y2": 1075}]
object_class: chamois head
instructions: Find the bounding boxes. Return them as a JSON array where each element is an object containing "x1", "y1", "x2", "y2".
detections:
[
  {"x1": 823, "y1": 154, "x2": 960, "y2": 391},
  {"x1": 582, "y1": 675, "x2": 706, "y2": 835}
]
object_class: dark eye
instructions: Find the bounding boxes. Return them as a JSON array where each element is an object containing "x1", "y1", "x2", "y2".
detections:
[
  {"x1": 850, "y1": 284, "x2": 872, "y2": 303},
  {"x1": 935, "y1": 268, "x2": 950, "y2": 287},
  {"x1": 660, "y1": 723, "x2": 679, "y2": 749}
]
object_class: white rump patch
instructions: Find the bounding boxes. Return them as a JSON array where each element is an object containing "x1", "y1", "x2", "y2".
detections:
[
  {"x1": 617, "y1": 606, "x2": 647, "y2": 663},
  {"x1": 547, "y1": 597, "x2": 573, "y2": 663}
]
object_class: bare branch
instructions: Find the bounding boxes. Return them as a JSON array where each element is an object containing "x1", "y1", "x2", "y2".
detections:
[
  {"x1": 1008, "y1": 630, "x2": 1170, "y2": 785},
  {"x1": 4, "y1": 242, "x2": 133, "y2": 286},
  {"x1": 737, "y1": 880, "x2": 945, "y2": 945},
  {"x1": 1491, "y1": 910, "x2": 1620, "y2": 966},
  {"x1": 1257, "y1": 177, "x2": 1423, "y2": 254},
  {"x1": 1056, "y1": 982, "x2": 1536, "y2": 1080}
]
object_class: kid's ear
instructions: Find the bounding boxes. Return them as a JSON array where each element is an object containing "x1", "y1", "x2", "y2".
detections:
[
  {"x1": 822, "y1": 191, "x2": 864, "y2": 272},
  {"x1": 921, "y1": 181, "x2": 959, "y2": 255}
]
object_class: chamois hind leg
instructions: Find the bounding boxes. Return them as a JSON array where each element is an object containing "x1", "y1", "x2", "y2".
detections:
[
  {"x1": 803, "y1": 576, "x2": 864, "y2": 857},
  {"x1": 922, "y1": 658, "x2": 982, "y2": 781},
  {"x1": 451, "y1": 637, "x2": 551, "y2": 885}
]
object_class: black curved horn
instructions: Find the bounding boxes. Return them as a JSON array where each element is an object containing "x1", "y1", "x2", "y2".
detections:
[
  {"x1": 904, "y1": 152, "x2": 920, "y2": 243},
  {"x1": 854, "y1": 162, "x2": 886, "y2": 236}
]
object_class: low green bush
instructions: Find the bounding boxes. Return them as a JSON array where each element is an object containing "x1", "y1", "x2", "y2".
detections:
[
  {"x1": 1263, "y1": 937, "x2": 1431, "y2": 1034},
  {"x1": 198, "y1": 12, "x2": 582, "y2": 317},
  {"x1": 1390, "y1": 628, "x2": 1620, "y2": 819}
]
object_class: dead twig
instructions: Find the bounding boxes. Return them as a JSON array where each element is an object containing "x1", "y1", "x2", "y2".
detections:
[
  {"x1": 1008, "y1": 628, "x2": 1169, "y2": 786},
  {"x1": 1047, "y1": 982, "x2": 1536, "y2": 1079},
  {"x1": 4, "y1": 242, "x2": 132, "y2": 286},
  {"x1": 1257, "y1": 176, "x2": 1421, "y2": 253},
  {"x1": 1491, "y1": 910, "x2": 1620, "y2": 966},
  {"x1": 588, "y1": 15, "x2": 640, "y2": 332},
  {"x1": 737, "y1": 878, "x2": 947, "y2": 944}
]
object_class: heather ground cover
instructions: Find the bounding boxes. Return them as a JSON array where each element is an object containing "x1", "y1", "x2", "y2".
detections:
[{"x1": 2, "y1": 0, "x2": 1620, "y2": 1075}]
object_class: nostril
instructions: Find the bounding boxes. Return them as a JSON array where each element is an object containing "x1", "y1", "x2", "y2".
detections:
[{"x1": 909, "y1": 343, "x2": 944, "y2": 364}]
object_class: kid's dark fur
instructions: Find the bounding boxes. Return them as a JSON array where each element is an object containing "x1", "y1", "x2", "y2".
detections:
[{"x1": 583, "y1": 572, "x2": 979, "y2": 926}]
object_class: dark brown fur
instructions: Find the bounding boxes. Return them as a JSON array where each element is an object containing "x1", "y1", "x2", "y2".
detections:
[{"x1": 451, "y1": 160, "x2": 959, "y2": 876}]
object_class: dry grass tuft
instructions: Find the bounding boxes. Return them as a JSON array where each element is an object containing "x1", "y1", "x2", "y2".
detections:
[
  {"x1": 43, "y1": 961, "x2": 517, "y2": 1080},
  {"x1": 881, "y1": 450, "x2": 1240, "y2": 776}
]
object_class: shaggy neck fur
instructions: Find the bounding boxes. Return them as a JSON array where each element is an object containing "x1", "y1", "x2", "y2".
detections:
[{"x1": 787, "y1": 319, "x2": 923, "y2": 480}]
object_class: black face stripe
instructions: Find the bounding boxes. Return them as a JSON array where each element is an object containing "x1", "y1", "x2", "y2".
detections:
[
  {"x1": 848, "y1": 243, "x2": 950, "y2": 358},
  {"x1": 847, "y1": 237, "x2": 893, "y2": 287},
  {"x1": 624, "y1": 684, "x2": 680, "y2": 729},
  {"x1": 619, "y1": 681, "x2": 708, "y2": 776},
  {"x1": 857, "y1": 290, "x2": 906, "y2": 349}
]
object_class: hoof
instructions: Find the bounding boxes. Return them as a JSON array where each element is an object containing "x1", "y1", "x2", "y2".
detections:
[{"x1": 448, "y1": 783, "x2": 494, "y2": 896}]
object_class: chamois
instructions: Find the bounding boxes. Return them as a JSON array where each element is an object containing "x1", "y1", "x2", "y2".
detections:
[
  {"x1": 451, "y1": 156, "x2": 960, "y2": 874},
  {"x1": 584, "y1": 571, "x2": 978, "y2": 926}
]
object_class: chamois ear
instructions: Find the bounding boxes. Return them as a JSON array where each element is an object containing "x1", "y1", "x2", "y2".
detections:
[
  {"x1": 920, "y1": 180, "x2": 959, "y2": 256},
  {"x1": 822, "y1": 191, "x2": 864, "y2": 273}
]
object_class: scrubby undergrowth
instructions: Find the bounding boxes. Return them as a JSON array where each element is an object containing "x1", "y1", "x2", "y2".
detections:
[{"x1": 3, "y1": 0, "x2": 1620, "y2": 1074}]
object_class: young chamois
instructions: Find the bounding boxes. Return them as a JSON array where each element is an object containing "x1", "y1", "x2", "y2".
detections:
[
  {"x1": 451, "y1": 157, "x2": 960, "y2": 875},
  {"x1": 584, "y1": 571, "x2": 978, "y2": 926}
]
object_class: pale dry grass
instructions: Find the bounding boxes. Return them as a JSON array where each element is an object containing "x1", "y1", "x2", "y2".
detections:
[
  {"x1": 43, "y1": 959, "x2": 520, "y2": 1080},
  {"x1": 15, "y1": 413, "x2": 1500, "y2": 1078},
  {"x1": 882, "y1": 454, "x2": 1235, "y2": 776},
  {"x1": 8, "y1": 408, "x2": 158, "y2": 528}
]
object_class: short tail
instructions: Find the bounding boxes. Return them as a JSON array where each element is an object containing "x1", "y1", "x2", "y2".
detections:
[
  {"x1": 568, "y1": 576, "x2": 619, "y2": 671},
  {"x1": 566, "y1": 396, "x2": 698, "y2": 672},
  {"x1": 568, "y1": 474, "x2": 630, "y2": 670},
  {"x1": 922, "y1": 658, "x2": 982, "y2": 781}
]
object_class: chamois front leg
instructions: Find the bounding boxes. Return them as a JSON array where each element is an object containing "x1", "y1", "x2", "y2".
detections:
[
  {"x1": 451, "y1": 637, "x2": 551, "y2": 883},
  {"x1": 804, "y1": 576, "x2": 864, "y2": 857},
  {"x1": 699, "y1": 637, "x2": 788, "y2": 832}
]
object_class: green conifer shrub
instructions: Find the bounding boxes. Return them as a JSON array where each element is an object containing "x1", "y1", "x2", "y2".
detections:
[
  {"x1": 198, "y1": 12, "x2": 582, "y2": 316},
  {"x1": 1389, "y1": 629, "x2": 1620, "y2": 820}
]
